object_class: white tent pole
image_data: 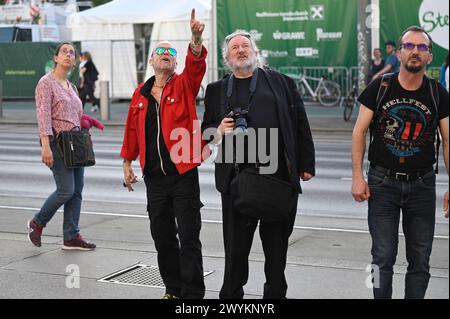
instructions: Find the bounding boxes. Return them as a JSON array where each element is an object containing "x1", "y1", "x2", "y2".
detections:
[
  {"x1": 211, "y1": 0, "x2": 218, "y2": 81},
  {"x1": 371, "y1": 0, "x2": 380, "y2": 50}
]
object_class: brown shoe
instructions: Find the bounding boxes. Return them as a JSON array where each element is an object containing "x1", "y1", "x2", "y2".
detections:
[
  {"x1": 62, "y1": 234, "x2": 96, "y2": 251},
  {"x1": 27, "y1": 219, "x2": 44, "y2": 247}
]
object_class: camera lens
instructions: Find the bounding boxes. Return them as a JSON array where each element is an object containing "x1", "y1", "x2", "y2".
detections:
[{"x1": 234, "y1": 116, "x2": 248, "y2": 135}]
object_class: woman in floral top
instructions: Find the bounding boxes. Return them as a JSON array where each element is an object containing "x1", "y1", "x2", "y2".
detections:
[{"x1": 28, "y1": 42, "x2": 96, "y2": 251}]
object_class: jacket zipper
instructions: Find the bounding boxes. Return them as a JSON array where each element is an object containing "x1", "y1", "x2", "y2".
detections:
[
  {"x1": 152, "y1": 75, "x2": 173, "y2": 176},
  {"x1": 155, "y1": 99, "x2": 167, "y2": 176}
]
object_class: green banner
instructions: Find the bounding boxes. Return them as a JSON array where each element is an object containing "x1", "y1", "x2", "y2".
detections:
[
  {"x1": 380, "y1": 0, "x2": 448, "y2": 68},
  {"x1": 0, "y1": 42, "x2": 80, "y2": 98},
  {"x1": 217, "y1": 0, "x2": 358, "y2": 69}
]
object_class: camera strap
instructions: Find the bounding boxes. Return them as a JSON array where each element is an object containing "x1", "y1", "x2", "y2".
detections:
[{"x1": 226, "y1": 67, "x2": 259, "y2": 112}]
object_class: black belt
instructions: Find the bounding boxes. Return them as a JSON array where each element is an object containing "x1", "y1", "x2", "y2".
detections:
[{"x1": 370, "y1": 165, "x2": 433, "y2": 182}]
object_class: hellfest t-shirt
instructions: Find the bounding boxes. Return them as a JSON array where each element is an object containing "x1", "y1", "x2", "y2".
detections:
[{"x1": 358, "y1": 73, "x2": 449, "y2": 172}]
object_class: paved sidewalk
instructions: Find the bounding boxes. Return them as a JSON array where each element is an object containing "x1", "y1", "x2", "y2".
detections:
[{"x1": 0, "y1": 206, "x2": 448, "y2": 299}]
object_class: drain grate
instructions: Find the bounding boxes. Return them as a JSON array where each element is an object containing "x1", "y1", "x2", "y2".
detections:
[{"x1": 98, "y1": 264, "x2": 214, "y2": 289}]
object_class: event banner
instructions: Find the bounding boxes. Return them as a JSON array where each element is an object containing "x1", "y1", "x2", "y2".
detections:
[
  {"x1": 0, "y1": 42, "x2": 80, "y2": 98},
  {"x1": 217, "y1": 0, "x2": 358, "y2": 69},
  {"x1": 380, "y1": 0, "x2": 448, "y2": 68}
]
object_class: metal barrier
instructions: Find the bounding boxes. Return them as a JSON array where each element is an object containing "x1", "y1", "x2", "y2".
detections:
[
  {"x1": 277, "y1": 66, "x2": 351, "y2": 101},
  {"x1": 169, "y1": 65, "x2": 445, "y2": 104}
]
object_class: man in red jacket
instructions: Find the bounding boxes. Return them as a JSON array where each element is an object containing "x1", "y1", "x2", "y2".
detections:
[{"x1": 120, "y1": 9, "x2": 207, "y2": 299}]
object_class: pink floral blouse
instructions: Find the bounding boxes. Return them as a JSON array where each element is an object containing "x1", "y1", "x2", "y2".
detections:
[{"x1": 35, "y1": 72, "x2": 83, "y2": 139}]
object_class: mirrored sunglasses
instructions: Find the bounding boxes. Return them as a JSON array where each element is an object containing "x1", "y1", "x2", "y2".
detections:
[{"x1": 154, "y1": 47, "x2": 177, "y2": 57}]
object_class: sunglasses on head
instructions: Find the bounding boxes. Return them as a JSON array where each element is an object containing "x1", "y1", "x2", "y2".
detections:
[
  {"x1": 154, "y1": 47, "x2": 177, "y2": 57},
  {"x1": 401, "y1": 42, "x2": 431, "y2": 52}
]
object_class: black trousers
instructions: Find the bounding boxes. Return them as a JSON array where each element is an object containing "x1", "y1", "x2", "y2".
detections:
[
  {"x1": 219, "y1": 191, "x2": 297, "y2": 299},
  {"x1": 144, "y1": 168, "x2": 205, "y2": 299},
  {"x1": 78, "y1": 82, "x2": 99, "y2": 109}
]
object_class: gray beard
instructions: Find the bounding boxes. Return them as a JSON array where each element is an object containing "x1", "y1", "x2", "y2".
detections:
[{"x1": 230, "y1": 58, "x2": 257, "y2": 74}]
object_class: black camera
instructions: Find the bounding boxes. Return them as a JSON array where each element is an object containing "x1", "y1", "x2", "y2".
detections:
[{"x1": 226, "y1": 108, "x2": 249, "y2": 135}]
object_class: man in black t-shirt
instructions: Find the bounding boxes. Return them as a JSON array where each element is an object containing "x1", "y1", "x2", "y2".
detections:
[{"x1": 352, "y1": 26, "x2": 449, "y2": 299}]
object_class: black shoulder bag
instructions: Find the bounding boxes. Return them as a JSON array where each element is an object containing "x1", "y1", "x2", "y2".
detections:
[
  {"x1": 55, "y1": 124, "x2": 96, "y2": 168},
  {"x1": 226, "y1": 68, "x2": 297, "y2": 221}
]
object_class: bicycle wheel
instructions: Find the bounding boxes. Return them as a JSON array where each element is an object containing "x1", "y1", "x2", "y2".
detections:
[
  {"x1": 343, "y1": 97, "x2": 354, "y2": 122},
  {"x1": 318, "y1": 80, "x2": 341, "y2": 107},
  {"x1": 295, "y1": 81, "x2": 307, "y2": 97}
]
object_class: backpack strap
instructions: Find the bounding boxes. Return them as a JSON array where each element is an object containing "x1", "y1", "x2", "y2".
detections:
[
  {"x1": 428, "y1": 76, "x2": 441, "y2": 174},
  {"x1": 220, "y1": 75, "x2": 229, "y2": 117},
  {"x1": 369, "y1": 73, "x2": 395, "y2": 152}
]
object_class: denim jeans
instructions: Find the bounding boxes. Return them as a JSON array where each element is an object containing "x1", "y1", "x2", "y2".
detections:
[
  {"x1": 367, "y1": 167, "x2": 436, "y2": 299},
  {"x1": 34, "y1": 141, "x2": 84, "y2": 241}
]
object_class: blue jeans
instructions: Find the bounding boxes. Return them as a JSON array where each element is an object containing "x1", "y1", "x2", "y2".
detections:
[
  {"x1": 368, "y1": 167, "x2": 436, "y2": 299},
  {"x1": 34, "y1": 141, "x2": 84, "y2": 241}
]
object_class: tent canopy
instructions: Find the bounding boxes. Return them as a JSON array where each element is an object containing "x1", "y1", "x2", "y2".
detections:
[
  {"x1": 67, "y1": 0, "x2": 213, "y2": 99},
  {"x1": 72, "y1": 0, "x2": 211, "y2": 25}
]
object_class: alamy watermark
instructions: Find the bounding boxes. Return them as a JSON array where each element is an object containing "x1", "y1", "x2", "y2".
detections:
[
  {"x1": 65, "y1": 264, "x2": 80, "y2": 289},
  {"x1": 169, "y1": 121, "x2": 280, "y2": 175},
  {"x1": 365, "y1": 264, "x2": 380, "y2": 289}
]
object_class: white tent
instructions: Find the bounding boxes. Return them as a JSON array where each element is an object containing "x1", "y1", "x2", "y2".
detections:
[{"x1": 67, "y1": 0, "x2": 212, "y2": 99}]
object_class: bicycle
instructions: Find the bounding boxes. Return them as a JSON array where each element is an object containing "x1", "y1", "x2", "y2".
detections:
[
  {"x1": 341, "y1": 77, "x2": 359, "y2": 122},
  {"x1": 288, "y1": 73, "x2": 341, "y2": 107}
]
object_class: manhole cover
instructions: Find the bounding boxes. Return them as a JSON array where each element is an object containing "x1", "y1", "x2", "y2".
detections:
[{"x1": 98, "y1": 264, "x2": 214, "y2": 288}]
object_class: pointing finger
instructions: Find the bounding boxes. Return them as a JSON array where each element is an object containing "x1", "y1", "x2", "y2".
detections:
[{"x1": 191, "y1": 8, "x2": 196, "y2": 22}]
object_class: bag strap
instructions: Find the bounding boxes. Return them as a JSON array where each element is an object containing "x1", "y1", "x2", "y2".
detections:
[
  {"x1": 52, "y1": 118, "x2": 79, "y2": 131},
  {"x1": 428, "y1": 77, "x2": 440, "y2": 174},
  {"x1": 369, "y1": 73, "x2": 395, "y2": 151}
]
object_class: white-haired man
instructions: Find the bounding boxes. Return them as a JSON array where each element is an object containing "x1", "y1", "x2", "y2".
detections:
[
  {"x1": 120, "y1": 9, "x2": 207, "y2": 299},
  {"x1": 202, "y1": 31, "x2": 315, "y2": 299}
]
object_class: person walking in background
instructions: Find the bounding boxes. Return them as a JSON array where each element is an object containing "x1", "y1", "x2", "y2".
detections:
[
  {"x1": 352, "y1": 26, "x2": 449, "y2": 299},
  {"x1": 446, "y1": 64, "x2": 449, "y2": 92},
  {"x1": 77, "y1": 52, "x2": 87, "y2": 96},
  {"x1": 28, "y1": 42, "x2": 100, "y2": 251},
  {"x1": 120, "y1": 9, "x2": 207, "y2": 299},
  {"x1": 78, "y1": 51, "x2": 100, "y2": 113},
  {"x1": 368, "y1": 48, "x2": 384, "y2": 83},
  {"x1": 372, "y1": 40, "x2": 400, "y2": 80}
]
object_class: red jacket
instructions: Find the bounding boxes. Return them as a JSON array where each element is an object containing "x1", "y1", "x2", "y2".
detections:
[{"x1": 120, "y1": 45, "x2": 208, "y2": 175}]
